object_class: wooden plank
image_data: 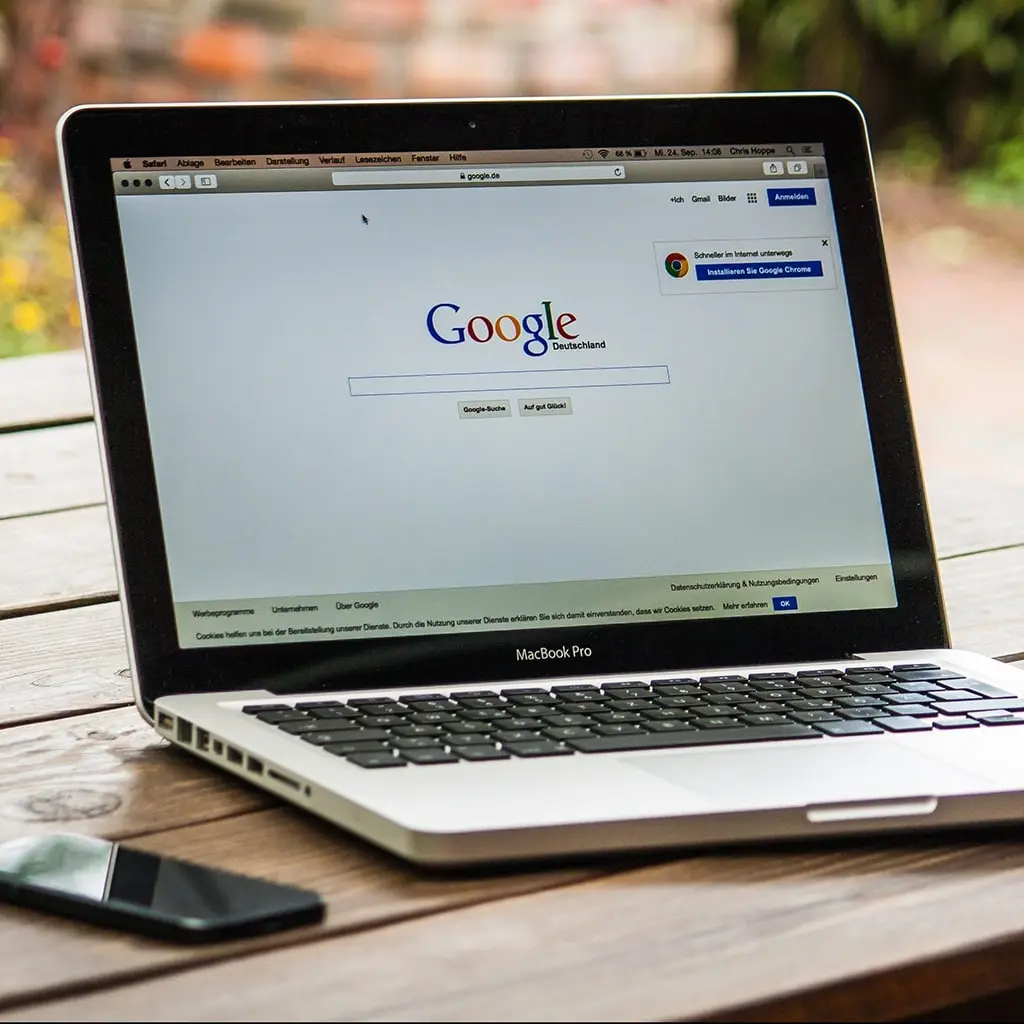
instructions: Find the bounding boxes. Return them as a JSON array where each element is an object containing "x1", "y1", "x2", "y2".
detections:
[
  {"x1": 0, "y1": 423, "x2": 104, "y2": 520},
  {"x1": 16, "y1": 838, "x2": 1024, "y2": 1023},
  {"x1": 0, "y1": 705, "x2": 270, "y2": 843},
  {"x1": 0, "y1": 806, "x2": 593, "y2": 1011},
  {"x1": 0, "y1": 603, "x2": 131, "y2": 727},
  {"x1": 0, "y1": 505, "x2": 115, "y2": 619},
  {"x1": 939, "y1": 545, "x2": 1024, "y2": 658},
  {"x1": 0, "y1": 351, "x2": 93, "y2": 433},
  {"x1": 890, "y1": 231, "x2": 1024, "y2": 559}
]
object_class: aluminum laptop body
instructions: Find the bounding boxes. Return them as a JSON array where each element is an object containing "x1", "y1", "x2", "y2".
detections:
[{"x1": 59, "y1": 94, "x2": 1024, "y2": 866}]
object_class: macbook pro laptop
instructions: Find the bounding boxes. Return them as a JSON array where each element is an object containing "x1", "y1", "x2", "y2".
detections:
[{"x1": 59, "y1": 94, "x2": 1024, "y2": 865}]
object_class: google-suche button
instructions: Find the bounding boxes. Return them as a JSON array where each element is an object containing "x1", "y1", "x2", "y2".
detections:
[{"x1": 767, "y1": 188, "x2": 816, "y2": 206}]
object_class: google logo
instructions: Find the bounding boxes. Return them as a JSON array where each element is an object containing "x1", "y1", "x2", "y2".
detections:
[
  {"x1": 664, "y1": 252, "x2": 689, "y2": 278},
  {"x1": 426, "y1": 301, "x2": 578, "y2": 358}
]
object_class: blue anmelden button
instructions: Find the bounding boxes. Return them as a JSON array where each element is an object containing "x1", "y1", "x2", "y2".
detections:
[{"x1": 767, "y1": 188, "x2": 816, "y2": 206}]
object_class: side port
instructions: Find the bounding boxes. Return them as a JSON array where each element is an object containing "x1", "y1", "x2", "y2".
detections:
[
  {"x1": 226, "y1": 746, "x2": 243, "y2": 765},
  {"x1": 246, "y1": 755, "x2": 264, "y2": 775},
  {"x1": 267, "y1": 768, "x2": 300, "y2": 791},
  {"x1": 157, "y1": 711, "x2": 174, "y2": 731},
  {"x1": 195, "y1": 728, "x2": 210, "y2": 752},
  {"x1": 212, "y1": 739, "x2": 224, "y2": 756},
  {"x1": 176, "y1": 718, "x2": 193, "y2": 745}
]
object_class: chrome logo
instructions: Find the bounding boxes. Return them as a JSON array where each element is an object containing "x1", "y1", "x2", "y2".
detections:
[{"x1": 664, "y1": 252, "x2": 689, "y2": 278}]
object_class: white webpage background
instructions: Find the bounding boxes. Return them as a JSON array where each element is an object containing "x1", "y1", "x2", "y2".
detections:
[{"x1": 116, "y1": 179, "x2": 890, "y2": 603}]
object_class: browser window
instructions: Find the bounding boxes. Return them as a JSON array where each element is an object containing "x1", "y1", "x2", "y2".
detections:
[{"x1": 111, "y1": 144, "x2": 896, "y2": 649}]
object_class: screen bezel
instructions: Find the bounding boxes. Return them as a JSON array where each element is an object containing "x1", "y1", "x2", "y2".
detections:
[{"x1": 59, "y1": 94, "x2": 947, "y2": 712}]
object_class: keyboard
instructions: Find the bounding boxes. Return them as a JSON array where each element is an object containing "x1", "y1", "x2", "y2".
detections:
[{"x1": 239, "y1": 663, "x2": 1024, "y2": 769}]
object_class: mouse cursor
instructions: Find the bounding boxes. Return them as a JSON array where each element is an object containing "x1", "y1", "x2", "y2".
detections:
[{"x1": 361, "y1": 214, "x2": 369, "y2": 225}]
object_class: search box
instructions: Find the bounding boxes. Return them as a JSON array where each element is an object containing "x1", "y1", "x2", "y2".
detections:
[
  {"x1": 349, "y1": 365, "x2": 669, "y2": 397},
  {"x1": 331, "y1": 164, "x2": 625, "y2": 188}
]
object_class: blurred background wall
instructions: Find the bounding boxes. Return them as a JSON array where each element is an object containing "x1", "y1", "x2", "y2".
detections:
[{"x1": 1, "y1": 0, "x2": 1023, "y2": 356}]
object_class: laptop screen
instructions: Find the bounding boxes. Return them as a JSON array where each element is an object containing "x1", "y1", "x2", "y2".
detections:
[{"x1": 109, "y1": 142, "x2": 896, "y2": 651}]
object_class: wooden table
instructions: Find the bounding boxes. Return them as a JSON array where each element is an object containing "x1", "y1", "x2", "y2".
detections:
[{"x1": 2, "y1": 233, "x2": 1024, "y2": 1021}]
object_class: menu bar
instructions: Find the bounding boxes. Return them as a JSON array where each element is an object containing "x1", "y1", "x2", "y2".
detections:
[{"x1": 110, "y1": 143, "x2": 824, "y2": 172}]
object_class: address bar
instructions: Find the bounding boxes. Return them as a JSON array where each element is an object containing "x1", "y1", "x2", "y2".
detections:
[{"x1": 331, "y1": 164, "x2": 625, "y2": 187}]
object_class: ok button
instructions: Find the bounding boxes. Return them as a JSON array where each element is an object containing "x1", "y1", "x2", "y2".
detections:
[{"x1": 772, "y1": 596, "x2": 798, "y2": 611}]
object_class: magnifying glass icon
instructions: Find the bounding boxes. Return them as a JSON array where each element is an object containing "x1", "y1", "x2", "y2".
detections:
[{"x1": 785, "y1": 146, "x2": 795, "y2": 155}]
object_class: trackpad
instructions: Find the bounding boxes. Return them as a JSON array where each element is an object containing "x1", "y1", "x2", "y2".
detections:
[{"x1": 628, "y1": 741, "x2": 994, "y2": 810}]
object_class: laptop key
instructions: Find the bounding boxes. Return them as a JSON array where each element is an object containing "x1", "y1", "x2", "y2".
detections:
[
  {"x1": 742, "y1": 713, "x2": 790, "y2": 726},
  {"x1": 693, "y1": 705, "x2": 742, "y2": 717},
  {"x1": 875, "y1": 716, "x2": 932, "y2": 733},
  {"x1": 962, "y1": 680, "x2": 1017, "y2": 699},
  {"x1": 595, "y1": 711, "x2": 644, "y2": 724},
  {"x1": 323, "y1": 740, "x2": 391, "y2": 756},
  {"x1": 409, "y1": 711, "x2": 458, "y2": 724},
  {"x1": 403, "y1": 748, "x2": 460, "y2": 765},
  {"x1": 451, "y1": 745, "x2": 511, "y2": 761},
  {"x1": 359, "y1": 715, "x2": 407, "y2": 728},
  {"x1": 242, "y1": 704, "x2": 291, "y2": 714},
  {"x1": 506, "y1": 693, "x2": 560, "y2": 707},
  {"x1": 893, "y1": 663, "x2": 940, "y2": 672},
  {"x1": 644, "y1": 720, "x2": 697, "y2": 732},
  {"x1": 789, "y1": 710, "x2": 842, "y2": 724},
  {"x1": 836, "y1": 696, "x2": 885, "y2": 708},
  {"x1": 456, "y1": 696, "x2": 506, "y2": 709},
  {"x1": 694, "y1": 717, "x2": 742, "y2": 729},
  {"x1": 393, "y1": 724, "x2": 444, "y2": 737},
  {"x1": 256, "y1": 710, "x2": 309, "y2": 724},
  {"x1": 359, "y1": 703, "x2": 412, "y2": 716},
  {"x1": 736, "y1": 701, "x2": 786, "y2": 714},
  {"x1": 279, "y1": 718, "x2": 360, "y2": 735},
  {"x1": 935, "y1": 689, "x2": 989, "y2": 702},
  {"x1": 401, "y1": 699, "x2": 457, "y2": 712},
  {"x1": 886, "y1": 692, "x2": 934, "y2": 705},
  {"x1": 800, "y1": 686, "x2": 845, "y2": 698},
  {"x1": 441, "y1": 732, "x2": 492, "y2": 746},
  {"x1": 391, "y1": 736, "x2": 448, "y2": 749},
  {"x1": 347, "y1": 752, "x2": 406, "y2": 769},
  {"x1": 843, "y1": 683, "x2": 896, "y2": 696},
  {"x1": 500, "y1": 717, "x2": 545, "y2": 730},
  {"x1": 494, "y1": 730, "x2": 544, "y2": 743},
  {"x1": 787, "y1": 699, "x2": 837, "y2": 711},
  {"x1": 302, "y1": 729, "x2": 390, "y2": 745},
  {"x1": 502, "y1": 740, "x2": 574, "y2": 758},
  {"x1": 656, "y1": 695, "x2": 703, "y2": 708},
  {"x1": 594, "y1": 724, "x2": 646, "y2": 736},
  {"x1": 884, "y1": 703, "x2": 936, "y2": 717},
  {"x1": 969, "y1": 712, "x2": 1024, "y2": 725},
  {"x1": 933, "y1": 716, "x2": 980, "y2": 729},
  {"x1": 838, "y1": 708, "x2": 887, "y2": 720},
  {"x1": 932, "y1": 698, "x2": 1024, "y2": 715},
  {"x1": 651, "y1": 685, "x2": 702, "y2": 697},
  {"x1": 544, "y1": 726, "x2": 595, "y2": 741},
  {"x1": 813, "y1": 720, "x2": 884, "y2": 736},
  {"x1": 540, "y1": 714, "x2": 594, "y2": 728},
  {"x1": 445, "y1": 720, "x2": 496, "y2": 734},
  {"x1": 643, "y1": 708, "x2": 696, "y2": 721},
  {"x1": 557, "y1": 701, "x2": 607, "y2": 714},
  {"x1": 568, "y1": 723, "x2": 819, "y2": 754},
  {"x1": 308, "y1": 706, "x2": 362, "y2": 720},
  {"x1": 892, "y1": 670, "x2": 964, "y2": 683},
  {"x1": 458, "y1": 708, "x2": 512, "y2": 721},
  {"x1": 748, "y1": 672, "x2": 796, "y2": 681},
  {"x1": 293, "y1": 700, "x2": 340, "y2": 709}
]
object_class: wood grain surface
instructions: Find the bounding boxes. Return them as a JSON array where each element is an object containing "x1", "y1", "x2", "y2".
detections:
[
  {"x1": 0, "y1": 351, "x2": 93, "y2": 433},
  {"x1": 0, "y1": 603, "x2": 130, "y2": 727},
  {"x1": 0, "y1": 806, "x2": 594, "y2": 1011},
  {"x1": 2, "y1": 336, "x2": 1024, "y2": 1024},
  {"x1": 0, "y1": 505, "x2": 116, "y2": 618},
  {"x1": 0, "y1": 422, "x2": 103, "y2": 520},
  {"x1": 13, "y1": 837, "x2": 1024, "y2": 1023}
]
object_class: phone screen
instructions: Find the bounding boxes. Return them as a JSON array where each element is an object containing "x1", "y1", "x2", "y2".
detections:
[{"x1": 0, "y1": 834, "x2": 323, "y2": 940}]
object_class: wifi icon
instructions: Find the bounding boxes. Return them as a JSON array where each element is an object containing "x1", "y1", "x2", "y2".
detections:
[{"x1": 598, "y1": 149, "x2": 610, "y2": 159}]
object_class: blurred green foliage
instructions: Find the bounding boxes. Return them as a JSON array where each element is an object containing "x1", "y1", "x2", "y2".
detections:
[{"x1": 735, "y1": 0, "x2": 1024, "y2": 198}]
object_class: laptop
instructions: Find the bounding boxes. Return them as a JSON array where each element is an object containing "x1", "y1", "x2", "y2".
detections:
[{"x1": 59, "y1": 93, "x2": 1024, "y2": 866}]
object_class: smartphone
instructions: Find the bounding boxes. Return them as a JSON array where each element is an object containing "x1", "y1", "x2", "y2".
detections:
[{"x1": 0, "y1": 833, "x2": 325, "y2": 942}]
